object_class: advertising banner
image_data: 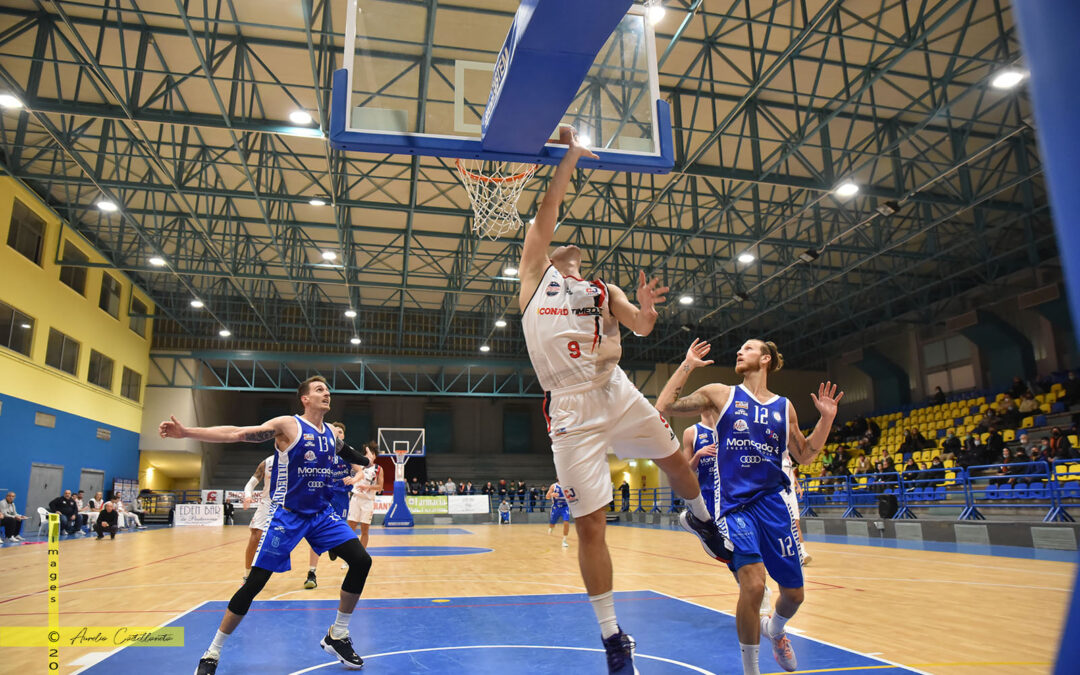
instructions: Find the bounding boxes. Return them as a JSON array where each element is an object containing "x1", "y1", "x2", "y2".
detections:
[
  {"x1": 447, "y1": 495, "x2": 490, "y2": 514},
  {"x1": 175, "y1": 503, "x2": 223, "y2": 527}
]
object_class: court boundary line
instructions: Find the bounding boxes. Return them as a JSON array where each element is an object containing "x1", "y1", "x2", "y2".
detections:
[
  {"x1": 69, "y1": 600, "x2": 208, "y2": 675},
  {"x1": 649, "y1": 590, "x2": 933, "y2": 675}
]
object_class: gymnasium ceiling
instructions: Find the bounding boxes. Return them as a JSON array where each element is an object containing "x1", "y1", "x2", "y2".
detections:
[{"x1": 0, "y1": 0, "x2": 1057, "y2": 373}]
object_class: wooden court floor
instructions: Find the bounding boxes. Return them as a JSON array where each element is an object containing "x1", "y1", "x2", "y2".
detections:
[{"x1": 0, "y1": 523, "x2": 1071, "y2": 674}]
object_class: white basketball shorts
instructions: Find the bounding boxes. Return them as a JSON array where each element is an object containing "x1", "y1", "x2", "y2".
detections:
[
  {"x1": 250, "y1": 501, "x2": 271, "y2": 531},
  {"x1": 348, "y1": 494, "x2": 374, "y2": 525},
  {"x1": 544, "y1": 367, "x2": 679, "y2": 518},
  {"x1": 781, "y1": 486, "x2": 800, "y2": 520}
]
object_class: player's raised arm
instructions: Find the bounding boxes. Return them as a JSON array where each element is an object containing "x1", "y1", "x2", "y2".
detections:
[
  {"x1": 158, "y1": 415, "x2": 293, "y2": 445},
  {"x1": 655, "y1": 339, "x2": 728, "y2": 417},
  {"x1": 242, "y1": 459, "x2": 266, "y2": 508},
  {"x1": 608, "y1": 272, "x2": 669, "y2": 337},
  {"x1": 545, "y1": 483, "x2": 557, "y2": 500},
  {"x1": 518, "y1": 127, "x2": 598, "y2": 311},
  {"x1": 786, "y1": 382, "x2": 844, "y2": 465}
]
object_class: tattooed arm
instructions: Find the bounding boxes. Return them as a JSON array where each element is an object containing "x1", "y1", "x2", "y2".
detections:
[
  {"x1": 158, "y1": 414, "x2": 294, "y2": 446},
  {"x1": 655, "y1": 338, "x2": 730, "y2": 417}
]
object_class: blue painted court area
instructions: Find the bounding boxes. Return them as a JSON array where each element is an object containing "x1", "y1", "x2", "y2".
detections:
[
  {"x1": 77, "y1": 591, "x2": 921, "y2": 674},
  {"x1": 366, "y1": 545, "x2": 492, "y2": 557},
  {"x1": 370, "y1": 527, "x2": 474, "y2": 535}
]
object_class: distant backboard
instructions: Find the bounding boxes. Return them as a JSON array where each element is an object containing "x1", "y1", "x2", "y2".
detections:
[{"x1": 330, "y1": 0, "x2": 673, "y2": 173}]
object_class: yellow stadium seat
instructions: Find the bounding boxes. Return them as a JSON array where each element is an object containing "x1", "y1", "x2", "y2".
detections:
[
  {"x1": 945, "y1": 459, "x2": 956, "y2": 468},
  {"x1": 1040, "y1": 403, "x2": 1052, "y2": 414},
  {"x1": 1051, "y1": 383, "x2": 1065, "y2": 394},
  {"x1": 980, "y1": 432, "x2": 990, "y2": 443},
  {"x1": 979, "y1": 404, "x2": 990, "y2": 413},
  {"x1": 1021, "y1": 416, "x2": 1033, "y2": 429},
  {"x1": 1070, "y1": 435, "x2": 1079, "y2": 447},
  {"x1": 1003, "y1": 429, "x2": 1016, "y2": 442},
  {"x1": 995, "y1": 393, "x2": 1006, "y2": 402},
  {"x1": 945, "y1": 471, "x2": 956, "y2": 484}
]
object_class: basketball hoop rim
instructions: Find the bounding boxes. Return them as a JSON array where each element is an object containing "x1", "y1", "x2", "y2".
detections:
[{"x1": 455, "y1": 158, "x2": 538, "y2": 184}]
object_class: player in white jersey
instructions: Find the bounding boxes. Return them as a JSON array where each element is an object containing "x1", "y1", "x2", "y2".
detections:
[
  {"x1": 780, "y1": 450, "x2": 811, "y2": 565},
  {"x1": 518, "y1": 126, "x2": 732, "y2": 675},
  {"x1": 241, "y1": 454, "x2": 275, "y2": 581},
  {"x1": 346, "y1": 443, "x2": 383, "y2": 549}
]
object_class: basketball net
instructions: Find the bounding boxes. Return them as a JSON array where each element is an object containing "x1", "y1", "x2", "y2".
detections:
[
  {"x1": 456, "y1": 159, "x2": 538, "y2": 239},
  {"x1": 393, "y1": 449, "x2": 408, "y2": 482}
]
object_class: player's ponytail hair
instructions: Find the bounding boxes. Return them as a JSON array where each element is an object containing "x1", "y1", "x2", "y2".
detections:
[{"x1": 753, "y1": 339, "x2": 784, "y2": 373}]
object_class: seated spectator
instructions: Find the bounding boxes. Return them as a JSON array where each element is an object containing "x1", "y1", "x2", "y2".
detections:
[
  {"x1": 409, "y1": 477, "x2": 421, "y2": 495},
  {"x1": 48, "y1": 490, "x2": 81, "y2": 536},
  {"x1": 926, "y1": 456, "x2": 946, "y2": 486},
  {"x1": 1018, "y1": 391, "x2": 1039, "y2": 415},
  {"x1": 133, "y1": 496, "x2": 149, "y2": 524},
  {"x1": 990, "y1": 448, "x2": 1015, "y2": 485},
  {"x1": 1009, "y1": 376, "x2": 1027, "y2": 400},
  {"x1": 986, "y1": 427, "x2": 1006, "y2": 462},
  {"x1": 87, "y1": 491, "x2": 105, "y2": 511},
  {"x1": 516, "y1": 481, "x2": 528, "y2": 511},
  {"x1": 72, "y1": 490, "x2": 90, "y2": 532},
  {"x1": 2, "y1": 491, "x2": 29, "y2": 542},
  {"x1": 111, "y1": 496, "x2": 145, "y2": 530},
  {"x1": 464, "y1": 481, "x2": 474, "y2": 495},
  {"x1": 958, "y1": 434, "x2": 984, "y2": 469},
  {"x1": 482, "y1": 481, "x2": 494, "y2": 496},
  {"x1": 975, "y1": 409, "x2": 1000, "y2": 434},
  {"x1": 941, "y1": 429, "x2": 961, "y2": 459},
  {"x1": 1049, "y1": 427, "x2": 1076, "y2": 459},
  {"x1": 94, "y1": 501, "x2": 119, "y2": 539},
  {"x1": 933, "y1": 386, "x2": 946, "y2": 406},
  {"x1": 995, "y1": 395, "x2": 1021, "y2": 429},
  {"x1": 1063, "y1": 371, "x2": 1080, "y2": 406},
  {"x1": 901, "y1": 458, "x2": 922, "y2": 487},
  {"x1": 445, "y1": 477, "x2": 457, "y2": 496},
  {"x1": 1030, "y1": 443, "x2": 1049, "y2": 465},
  {"x1": 853, "y1": 454, "x2": 872, "y2": 475}
]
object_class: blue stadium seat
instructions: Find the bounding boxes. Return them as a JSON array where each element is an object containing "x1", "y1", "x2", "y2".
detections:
[
  {"x1": 935, "y1": 486, "x2": 946, "y2": 501},
  {"x1": 1029, "y1": 484, "x2": 1049, "y2": 501},
  {"x1": 1013, "y1": 484, "x2": 1029, "y2": 500},
  {"x1": 994, "y1": 484, "x2": 1012, "y2": 500},
  {"x1": 954, "y1": 417, "x2": 965, "y2": 426},
  {"x1": 1064, "y1": 484, "x2": 1080, "y2": 500},
  {"x1": 969, "y1": 405, "x2": 980, "y2": 415},
  {"x1": 981, "y1": 485, "x2": 998, "y2": 500},
  {"x1": 1052, "y1": 402, "x2": 1067, "y2": 414},
  {"x1": 1034, "y1": 414, "x2": 1047, "y2": 427}
]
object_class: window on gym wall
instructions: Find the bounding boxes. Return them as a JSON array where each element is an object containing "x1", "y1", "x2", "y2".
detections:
[
  {"x1": 5, "y1": 199, "x2": 45, "y2": 265},
  {"x1": 45, "y1": 328, "x2": 80, "y2": 376},
  {"x1": 58, "y1": 241, "x2": 89, "y2": 295},
  {"x1": 99, "y1": 272, "x2": 122, "y2": 318},
  {"x1": 0, "y1": 300, "x2": 34, "y2": 357},
  {"x1": 87, "y1": 349, "x2": 114, "y2": 390},
  {"x1": 129, "y1": 296, "x2": 148, "y2": 337},
  {"x1": 923, "y1": 335, "x2": 976, "y2": 393},
  {"x1": 120, "y1": 367, "x2": 141, "y2": 402}
]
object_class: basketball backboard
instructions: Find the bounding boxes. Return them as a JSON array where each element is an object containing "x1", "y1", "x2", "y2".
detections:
[{"x1": 330, "y1": 0, "x2": 673, "y2": 173}]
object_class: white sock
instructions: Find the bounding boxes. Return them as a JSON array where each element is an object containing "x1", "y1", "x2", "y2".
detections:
[
  {"x1": 330, "y1": 610, "x2": 351, "y2": 639},
  {"x1": 687, "y1": 494, "x2": 712, "y2": 521},
  {"x1": 588, "y1": 591, "x2": 619, "y2": 639},
  {"x1": 768, "y1": 611, "x2": 791, "y2": 637},
  {"x1": 740, "y1": 642, "x2": 761, "y2": 674},
  {"x1": 309, "y1": 566, "x2": 317, "y2": 573},
  {"x1": 204, "y1": 630, "x2": 229, "y2": 658}
]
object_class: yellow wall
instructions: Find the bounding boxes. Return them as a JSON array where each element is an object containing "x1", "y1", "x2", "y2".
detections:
[
  {"x1": 0, "y1": 176, "x2": 154, "y2": 432},
  {"x1": 609, "y1": 455, "x2": 661, "y2": 508}
]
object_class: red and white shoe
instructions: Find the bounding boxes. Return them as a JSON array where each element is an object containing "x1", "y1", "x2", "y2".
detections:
[{"x1": 761, "y1": 615, "x2": 797, "y2": 671}]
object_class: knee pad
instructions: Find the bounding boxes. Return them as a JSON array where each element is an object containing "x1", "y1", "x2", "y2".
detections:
[
  {"x1": 334, "y1": 539, "x2": 372, "y2": 595},
  {"x1": 227, "y1": 567, "x2": 272, "y2": 615}
]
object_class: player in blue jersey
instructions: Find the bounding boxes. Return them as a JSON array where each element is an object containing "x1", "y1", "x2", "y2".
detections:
[
  {"x1": 304, "y1": 421, "x2": 355, "y2": 588},
  {"x1": 546, "y1": 481, "x2": 572, "y2": 547},
  {"x1": 159, "y1": 376, "x2": 374, "y2": 675},
  {"x1": 681, "y1": 412, "x2": 719, "y2": 517},
  {"x1": 657, "y1": 339, "x2": 843, "y2": 675}
]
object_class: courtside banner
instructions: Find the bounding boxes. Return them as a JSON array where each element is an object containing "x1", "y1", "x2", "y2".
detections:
[
  {"x1": 406, "y1": 496, "x2": 449, "y2": 514},
  {"x1": 373, "y1": 495, "x2": 393, "y2": 515},
  {"x1": 448, "y1": 495, "x2": 489, "y2": 514},
  {"x1": 174, "y1": 504, "x2": 223, "y2": 527}
]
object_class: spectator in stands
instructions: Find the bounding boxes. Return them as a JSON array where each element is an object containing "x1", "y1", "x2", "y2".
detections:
[
  {"x1": 464, "y1": 481, "x2": 474, "y2": 495},
  {"x1": 1018, "y1": 391, "x2": 1040, "y2": 415},
  {"x1": 1050, "y1": 427, "x2": 1075, "y2": 459},
  {"x1": 112, "y1": 496, "x2": 144, "y2": 529},
  {"x1": 619, "y1": 480, "x2": 630, "y2": 511},
  {"x1": 899, "y1": 429, "x2": 920, "y2": 459},
  {"x1": 72, "y1": 490, "x2": 90, "y2": 533},
  {"x1": 223, "y1": 500, "x2": 234, "y2": 525},
  {"x1": 996, "y1": 394, "x2": 1021, "y2": 428},
  {"x1": 932, "y1": 386, "x2": 946, "y2": 405},
  {"x1": 516, "y1": 481, "x2": 528, "y2": 511},
  {"x1": 1010, "y1": 376, "x2": 1028, "y2": 399},
  {"x1": 497, "y1": 480, "x2": 508, "y2": 501},
  {"x1": 901, "y1": 457, "x2": 921, "y2": 487},
  {"x1": 941, "y1": 429, "x2": 961, "y2": 459},
  {"x1": 987, "y1": 426, "x2": 1006, "y2": 462},
  {"x1": 1030, "y1": 442, "x2": 1049, "y2": 465},
  {"x1": 926, "y1": 456, "x2": 946, "y2": 486},
  {"x1": 94, "y1": 501, "x2": 119, "y2": 539},
  {"x1": 48, "y1": 490, "x2": 80, "y2": 536},
  {"x1": 1018, "y1": 432, "x2": 1032, "y2": 452},
  {"x1": 958, "y1": 434, "x2": 984, "y2": 470},
  {"x1": 851, "y1": 416, "x2": 869, "y2": 439},
  {"x1": 1063, "y1": 371, "x2": 1080, "y2": 406},
  {"x1": 975, "y1": 408, "x2": 999, "y2": 433},
  {"x1": 825, "y1": 447, "x2": 850, "y2": 477},
  {"x1": 87, "y1": 491, "x2": 105, "y2": 511},
  {"x1": 854, "y1": 454, "x2": 872, "y2": 475},
  {"x1": 528, "y1": 485, "x2": 540, "y2": 511},
  {"x1": 133, "y1": 495, "x2": 148, "y2": 524},
  {"x1": 409, "y1": 477, "x2": 421, "y2": 495},
  {"x1": 481, "y1": 481, "x2": 493, "y2": 496},
  {"x1": 2, "y1": 491, "x2": 28, "y2": 542},
  {"x1": 445, "y1": 478, "x2": 457, "y2": 496}
]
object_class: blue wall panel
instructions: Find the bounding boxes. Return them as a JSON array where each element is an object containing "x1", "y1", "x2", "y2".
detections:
[{"x1": 0, "y1": 392, "x2": 140, "y2": 514}]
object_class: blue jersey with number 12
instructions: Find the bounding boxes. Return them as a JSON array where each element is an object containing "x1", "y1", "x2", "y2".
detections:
[
  {"x1": 692, "y1": 422, "x2": 718, "y2": 492},
  {"x1": 714, "y1": 384, "x2": 789, "y2": 517}
]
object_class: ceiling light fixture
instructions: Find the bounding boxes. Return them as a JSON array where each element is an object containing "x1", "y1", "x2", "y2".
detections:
[
  {"x1": 190, "y1": 299, "x2": 204, "y2": 308},
  {"x1": 647, "y1": 3, "x2": 665, "y2": 25},
  {"x1": 737, "y1": 252, "x2": 755, "y2": 264},
  {"x1": 289, "y1": 110, "x2": 313, "y2": 125},
  {"x1": 495, "y1": 319, "x2": 507, "y2": 328},
  {"x1": 350, "y1": 336, "x2": 362, "y2": 345},
  {"x1": 991, "y1": 69, "x2": 1025, "y2": 89},
  {"x1": 678, "y1": 295, "x2": 693, "y2": 305},
  {"x1": 479, "y1": 344, "x2": 491, "y2": 353},
  {"x1": 96, "y1": 200, "x2": 118, "y2": 212},
  {"x1": 321, "y1": 250, "x2": 337, "y2": 261},
  {"x1": 148, "y1": 256, "x2": 166, "y2": 267},
  {"x1": 798, "y1": 248, "x2": 820, "y2": 263},
  {"x1": 344, "y1": 309, "x2": 357, "y2": 318},
  {"x1": 0, "y1": 94, "x2": 23, "y2": 109},
  {"x1": 834, "y1": 181, "x2": 859, "y2": 198},
  {"x1": 733, "y1": 290, "x2": 749, "y2": 302},
  {"x1": 218, "y1": 328, "x2": 231, "y2": 337},
  {"x1": 309, "y1": 198, "x2": 326, "y2": 206},
  {"x1": 503, "y1": 267, "x2": 518, "y2": 276}
]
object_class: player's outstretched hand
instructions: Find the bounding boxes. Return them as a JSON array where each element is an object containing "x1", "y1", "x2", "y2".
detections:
[
  {"x1": 158, "y1": 415, "x2": 186, "y2": 439},
  {"x1": 636, "y1": 271, "x2": 669, "y2": 312},
  {"x1": 683, "y1": 338, "x2": 715, "y2": 369},
  {"x1": 559, "y1": 125, "x2": 599, "y2": 160},
  {"x1": 810, "y1": 381, "x2": 844, "y2": 420}
]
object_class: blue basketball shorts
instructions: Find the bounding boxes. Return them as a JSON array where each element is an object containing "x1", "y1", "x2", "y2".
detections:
[
  {"x1": 720, "y1": 488, "x2": 803, "y2": 589},
  {"x1": 701, "y1": 486, "x2": 715, "y2": 519},
  {"x1": 330, "y1": 492, "x2": 351, "y2": 520},
  {"x1": 253, "y1": 504, "x2": 358, "y2": 573},
  {"x1": 549, "y1": 504, "x2": 570, "y2": 525}
]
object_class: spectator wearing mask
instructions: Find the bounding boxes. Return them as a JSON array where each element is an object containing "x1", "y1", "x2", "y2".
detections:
[
  {"x1": 48, "y1": 490, "x2": 81, "y2": 536},
  {"x1": 995, "y1": 395, "x2": 1021, "y2": 429},
  {"x1": 2, "y1": 491, "x2": 28, "y2": 542},
  {"x1": 94, "y1": 501, "x2": 119, "y2": 539},
  {"x1": 958, "y1": 434, "x2": 983, "y2": 469},
  {"x1": 901, "y1": 458, "x2": 922, "y2": 488},
  {"x1": 926, "y1": 457, "x2": 946, "y2": 486},
  {"x1": 941, "y1": 430, "x2": 961, "y2": 459},
  {"x1": 1049, "y1": 427, "x2": 1075, "y2": 460}
]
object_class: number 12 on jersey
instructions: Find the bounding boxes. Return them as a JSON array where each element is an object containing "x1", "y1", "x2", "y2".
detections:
[{"x1": 754, "y1": 406, "x2": 769, "y2": 425}]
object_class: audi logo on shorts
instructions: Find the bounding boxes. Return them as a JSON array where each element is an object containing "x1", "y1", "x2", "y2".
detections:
[{"x1": 740, "y1": 455, "x2": 764, "y2": 465}]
